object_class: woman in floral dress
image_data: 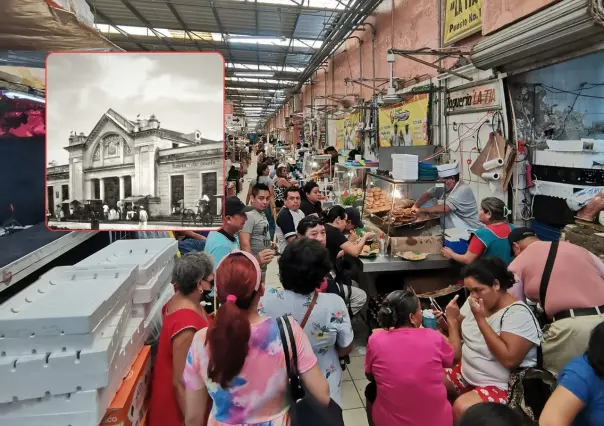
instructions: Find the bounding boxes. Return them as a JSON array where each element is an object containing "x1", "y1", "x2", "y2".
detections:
[
  {"x1": 259, "y1": 238, "x2": 355, "y2": 409},
  {"x1": 183, "y1": 250, "x2": 330, "y2": 426}
]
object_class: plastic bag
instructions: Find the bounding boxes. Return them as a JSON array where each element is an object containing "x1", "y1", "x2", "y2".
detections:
[{"x1": 566, "y1": 187, "x2": 604, "y2": 211}]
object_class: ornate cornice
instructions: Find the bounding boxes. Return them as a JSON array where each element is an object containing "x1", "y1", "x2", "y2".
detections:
[
  {"x1": 83, "y1": 162, "x2": 135, "y2": 172},
  {"x1": 48, "y1": 165, "x2": 69, "y2": 174},
  {"x1": 158, "y1": 149, "x2": 223, "y2": 163}
]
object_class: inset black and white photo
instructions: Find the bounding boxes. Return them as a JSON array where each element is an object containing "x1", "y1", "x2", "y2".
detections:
[{"x1": 46, "y1": 52, "x2": 225, "y2": 231}]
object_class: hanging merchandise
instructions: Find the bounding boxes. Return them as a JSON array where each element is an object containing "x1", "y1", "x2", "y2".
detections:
[{"x1": 378, "y1": 94, "x2": 430, "y2": 147}]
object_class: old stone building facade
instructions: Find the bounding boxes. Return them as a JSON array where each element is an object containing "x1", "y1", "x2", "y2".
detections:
[{"x1": 47, "y1": 109, "x2": 223, "y2": 218}]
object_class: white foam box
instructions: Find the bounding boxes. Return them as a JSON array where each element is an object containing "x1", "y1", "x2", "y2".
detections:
[
  {"x1": 0, "y1": 303, "x2": 133, "y2": 403},
  {"x1": 0, "y1": 265, "x2": 137, "y2": 338},
  {"x1": 131, "y1": 281, "x2": 174, "y2": 320},
  {"x1": 142, "y1": 283, "x2": 176, "y2": 340},
  {"x1": 0, "y1": 287, "x2": 133, "y2": 357},
  {"x1": 132, "y1": 258, "x2": 174, "y2": 305},
  {"x1": 77, "y1": 239, "x2": 177, "y2": 285},
  {"x1": 0, "y1": 317, "x2": 145, "y2": 426}
]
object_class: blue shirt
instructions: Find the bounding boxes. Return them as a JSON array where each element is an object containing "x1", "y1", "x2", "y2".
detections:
[
  {"x1": 204, "y1": 230, "x2": 240, "y2": 272},
  {"x1": 558, "y1": 355, "x2": 604, "y2": 426}
]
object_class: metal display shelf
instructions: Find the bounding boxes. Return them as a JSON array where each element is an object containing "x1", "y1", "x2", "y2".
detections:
[
  {"x1": 0, "y1": 224, "x2": 97, "y2": 292},
  {"x1": 361, "y1": 254, "x2": 453, "y2": 273}
]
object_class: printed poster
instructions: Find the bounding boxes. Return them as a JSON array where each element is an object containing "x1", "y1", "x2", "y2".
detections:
[
  {"x1": 335, "y1": 112, "x2": 361, "y2": 150},
  {"x1": 378, "y1": 94, "x2": 429, "y2": 148},
  {"x1": 443, "y1": 0, "x2": 482, "y2": 46}
]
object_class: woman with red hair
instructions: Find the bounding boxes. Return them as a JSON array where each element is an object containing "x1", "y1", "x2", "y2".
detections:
[{"x1": 183, "y1": 250, "x2": 330, "y2": 426}]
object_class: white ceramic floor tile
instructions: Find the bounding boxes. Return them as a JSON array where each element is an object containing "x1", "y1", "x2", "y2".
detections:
[
  {"x1": 348, "y1": 355, "x2": 366, "y2": 380},
  {"x1": 340, "y1": 381, "x2": 364, "y2": 410},
  {"x1": 342, "y1": 369, "x2": 353, "y2": 382},
  {"x1": 353, "y1": 379, "x2": 370, "y2": 407},
  {"x1": 350, "y1": 341, "x2": 367, "y2": 357},
  {"x1": 342, "y1": 408, "x2": 369, "y2": 426}
]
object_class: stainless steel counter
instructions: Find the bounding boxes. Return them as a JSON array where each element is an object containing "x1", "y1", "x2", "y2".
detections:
[{"x1": 361, "y1": 254, "x2": 453, "y2": 273}]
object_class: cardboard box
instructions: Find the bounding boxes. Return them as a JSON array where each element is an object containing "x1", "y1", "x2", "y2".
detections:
[
  {"x1": 101, "y1": 346, "x2": 152, "y2": 426},
  {"x1": 390, "y1": 236, "x2": 443, "y2": 255}
]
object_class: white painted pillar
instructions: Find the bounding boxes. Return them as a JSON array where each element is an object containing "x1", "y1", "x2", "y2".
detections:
[
  {"x1": 86, "y1": 180, "x2": 93, "y2": 199},
  {"x1": 99, "y1": 178, "x2": 105, "y2": 202},
  {"x1": 119, "y1": 176, "x2": 125, "y2": 201}
]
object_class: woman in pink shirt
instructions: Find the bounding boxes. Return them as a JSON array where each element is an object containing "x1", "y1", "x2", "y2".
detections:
[{"x1": 364, "y1": 289, "x2": 454, "y2": 426}]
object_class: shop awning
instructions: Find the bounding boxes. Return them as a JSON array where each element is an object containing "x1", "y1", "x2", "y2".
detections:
[{"x1": 471, "y1": 0, "x2": 604, "y2": 74}]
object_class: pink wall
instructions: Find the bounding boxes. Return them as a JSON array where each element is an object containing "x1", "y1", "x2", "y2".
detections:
[
  {"x1": 268, "y1": 0, "x2": 551, "y2": 130},
  {"x1": 483, "y1": 0, "x2": 559, "y2": 34}
]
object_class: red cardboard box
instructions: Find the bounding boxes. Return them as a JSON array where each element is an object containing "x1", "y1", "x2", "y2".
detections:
[{"x1": 101, "y1": 346, "x2": 152, "y2": 426}]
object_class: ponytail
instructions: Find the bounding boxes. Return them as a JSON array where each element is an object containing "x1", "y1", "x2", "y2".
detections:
[{"x1": 205, "y1": 254, "x2": 258, "y2": 387}]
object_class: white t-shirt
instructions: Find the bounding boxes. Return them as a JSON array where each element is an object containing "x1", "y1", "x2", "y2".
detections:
[
  {"x1": 275, "y1": 208, "x2": 305, "y2": 253},
  {"x1": 460, "y1": 301, "x2": 540, "y2": 390}
]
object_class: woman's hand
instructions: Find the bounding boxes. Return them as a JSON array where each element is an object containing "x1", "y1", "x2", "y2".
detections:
[
  {"x1": 441, "y1": 247, "x2": 455, "y2": 259},
  {"x1": 468, "y1": 296, "x2": 486, "y2": 320},
  {"x1": 445, "y1": 295, "x2": 461, "y2": 323}
]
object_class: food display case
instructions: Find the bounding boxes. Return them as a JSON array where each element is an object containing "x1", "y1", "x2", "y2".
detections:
[
  {"x1": 303, "y1": 153, "x2": 331, "y2": 177},
  {"x1": 276, "y1": 147, "x2": 295, "y2": 165},
  {"x1": 334, "y1": 163, "x2": 374, "y2": 197},
  {"x1": 362, "y1": 172, "x2": 443, "y2": 237}
]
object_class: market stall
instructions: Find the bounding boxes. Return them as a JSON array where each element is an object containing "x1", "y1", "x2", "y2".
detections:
[{"x1": 353, "y1": 172, "x2": 456, "y2": 295}]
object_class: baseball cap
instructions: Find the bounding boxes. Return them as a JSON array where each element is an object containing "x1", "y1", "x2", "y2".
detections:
[
  {"x1": 225, "y1": 197, "x2": 249, "y2": 216},
  {"x1": 345, "y1": 207, "x2": 364, "y2": 229},
  {"x1": 508, "y1": 227, "x2": 537, "y2": 256}
]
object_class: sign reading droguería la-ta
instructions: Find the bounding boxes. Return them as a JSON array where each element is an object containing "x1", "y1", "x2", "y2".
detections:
[{"x1": 47, "y1": 109, "x2": 224, "y2": 218}]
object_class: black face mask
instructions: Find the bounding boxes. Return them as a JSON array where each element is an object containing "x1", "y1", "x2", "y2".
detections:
[{"x1": 200, "y1": 279, "x2": 215, "y2": 302}]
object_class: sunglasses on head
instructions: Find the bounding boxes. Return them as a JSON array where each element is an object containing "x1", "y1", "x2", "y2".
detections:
[{"x1": 304, "y1": 216, "x2": 325, "y2": 226}]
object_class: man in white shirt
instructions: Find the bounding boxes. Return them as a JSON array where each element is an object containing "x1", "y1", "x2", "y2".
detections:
[
  {"x1": 275, "y1": 187, "x2": 305, "y2": 254},
  {"x1": 265, "y1": 141, "x2": 275, "y2": 160},
  {"x1": 138, "y1": 206, "x2": 148, "y2": 229},
  {"x1": 412, "y1": 163, "x2": 482, "y2": 232}
]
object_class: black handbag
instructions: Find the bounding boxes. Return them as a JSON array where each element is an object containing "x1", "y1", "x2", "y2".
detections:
[{"x1": 277, "y1": 316, "x2": 344, "y2": 426}]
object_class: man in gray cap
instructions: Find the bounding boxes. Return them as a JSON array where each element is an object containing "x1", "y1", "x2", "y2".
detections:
[{"x1": 412, "y1": 162, "x2": 482, "y2": 232}]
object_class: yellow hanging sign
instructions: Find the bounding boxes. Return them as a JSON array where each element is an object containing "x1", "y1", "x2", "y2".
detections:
[
  {"x1": 443, "y1": 0, "x2": 482, "y2": 46},
  {"x1": 378, "y1": 94, "x2": 429, "y2": 148},
  {"x1": 335, "y1": 112, "x2": 361, "y2": 150}
]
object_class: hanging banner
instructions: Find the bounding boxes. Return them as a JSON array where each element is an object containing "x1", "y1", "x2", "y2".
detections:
[
  {"x1": 378, "y1": 94, "x2": 429, "y2": 148},
  {"x1": 443, "y1": 0, "x2": 482, "y2": 46},
  {"x1": 335, "y1": 112, "x2": 361, "y2": 150}
]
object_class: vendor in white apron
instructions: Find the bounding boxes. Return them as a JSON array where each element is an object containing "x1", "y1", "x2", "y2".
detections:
[{"x1": 411, "y1": 163, "x2": 482, "y2": 232}]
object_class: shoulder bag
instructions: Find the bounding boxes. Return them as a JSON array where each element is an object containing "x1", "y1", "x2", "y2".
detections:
[{"x1": 277, "y1": 315, "x2": 344, "y2": 426}]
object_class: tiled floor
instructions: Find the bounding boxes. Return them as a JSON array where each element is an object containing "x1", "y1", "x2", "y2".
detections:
[{"x1": 240, "y1": 155, "x2": 369, "y2": 425}]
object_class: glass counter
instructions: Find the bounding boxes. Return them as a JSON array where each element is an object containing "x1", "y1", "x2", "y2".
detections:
[
  {"x1": 334, "y1": 163, "x2": 375, "y2": 207},
  {"x1": 302, "y1": 153, "x2": 332, "y2": 177}
]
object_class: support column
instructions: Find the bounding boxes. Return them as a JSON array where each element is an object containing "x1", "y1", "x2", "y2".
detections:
[
  {"x1": 99, "y1": 178, "x2": 105, "y2": 202},
  {"x1": 119, "y1": 176, "x2": 125, "y2": 201},
  {"x1": 86, "y1": 180, "x2": 93, "y2": 200}
]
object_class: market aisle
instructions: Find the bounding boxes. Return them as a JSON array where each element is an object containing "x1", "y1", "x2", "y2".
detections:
[
  {"x1": 238, "y1": 154, "x2": 280, "y2": 287},
  {"x1": 239, "y1": 153, "x2": 369, "y2": 425}
]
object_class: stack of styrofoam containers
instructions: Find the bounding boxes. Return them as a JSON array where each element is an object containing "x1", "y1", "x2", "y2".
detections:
[
  {"x1": 391, "y1": 154, "x2": 419, "y2": 181},
  {"x1": 0, "y1": 238, "x2": 177, "y2": 426},
  {"x1": 76, "y1": 239, "x2": 178, "y2": 341}
]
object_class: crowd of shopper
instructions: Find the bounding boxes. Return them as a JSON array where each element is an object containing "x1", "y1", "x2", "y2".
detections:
[{"x1": 146, "y1": 143, "x2": 603, "y2": 426}]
